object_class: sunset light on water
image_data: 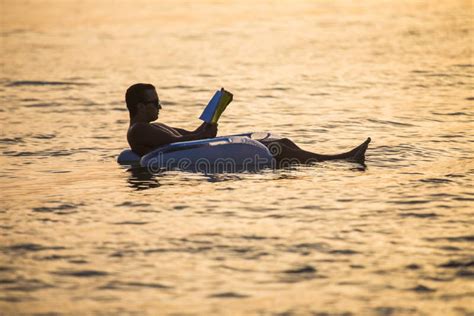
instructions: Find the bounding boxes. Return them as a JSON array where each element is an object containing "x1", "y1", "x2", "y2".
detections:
[{"x1": 1, "y1": 1, "x2": 473, "y2": 315}]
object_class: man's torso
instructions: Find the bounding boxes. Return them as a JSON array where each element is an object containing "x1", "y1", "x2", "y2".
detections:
[{"x1": 127, "y1": 122, "x2": 181, "y2": 156}]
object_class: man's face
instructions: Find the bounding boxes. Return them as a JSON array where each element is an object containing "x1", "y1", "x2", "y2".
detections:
[{"x1": 140, "y1": 89, "x2": 161, "y2": 121}]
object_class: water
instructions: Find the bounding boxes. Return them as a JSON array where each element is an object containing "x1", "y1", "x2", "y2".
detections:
[{"x1": 1, "y1": 0, "x2": 473, "y2": 315}]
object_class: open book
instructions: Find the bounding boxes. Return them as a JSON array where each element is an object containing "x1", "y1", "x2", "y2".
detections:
[{"x1": 199, "y1": 88, "x2": 233, "y2": 124}]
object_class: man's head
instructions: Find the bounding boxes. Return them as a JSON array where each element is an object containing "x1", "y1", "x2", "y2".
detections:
[{"x1": 125, "y1": 83, "x2": 162, "y2": 121}]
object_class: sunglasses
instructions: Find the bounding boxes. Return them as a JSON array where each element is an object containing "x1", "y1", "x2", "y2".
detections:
[{"x1": 144, "y1": 100, "x2": 161, "y2": 108}]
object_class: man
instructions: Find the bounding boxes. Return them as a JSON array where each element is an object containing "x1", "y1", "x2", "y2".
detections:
[
  {"x1": 126, "y1": 83, "x2": 217, "y2": 156},
  {"x1": 126, "y1": 83, "x2": 371, "y2": 165}
]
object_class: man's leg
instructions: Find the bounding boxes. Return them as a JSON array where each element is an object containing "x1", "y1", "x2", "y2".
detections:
[
  {"x1": 278, "y1": 138, "x2": 302, "y2": 150},
  {"x1": 260, "y1": 137, "x2": 371, "y2": 165}
]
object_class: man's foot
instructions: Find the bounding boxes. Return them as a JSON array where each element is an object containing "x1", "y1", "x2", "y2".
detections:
[{"x1": 348, "y1": 137, "x2": 371, "y2": 164}]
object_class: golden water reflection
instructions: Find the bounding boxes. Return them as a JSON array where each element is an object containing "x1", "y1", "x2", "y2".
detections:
[{"x1": 1, "y1": 0, "x2": 473, "y2": 315}]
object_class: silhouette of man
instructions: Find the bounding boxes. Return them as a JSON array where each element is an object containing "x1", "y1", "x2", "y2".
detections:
[{"x1": 125, "y1": 83, "x2": 371, "y2": 165}]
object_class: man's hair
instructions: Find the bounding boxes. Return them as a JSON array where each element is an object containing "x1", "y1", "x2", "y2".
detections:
[{"x1": 125, "y1": 83, "x2": 156, "y2": 117}]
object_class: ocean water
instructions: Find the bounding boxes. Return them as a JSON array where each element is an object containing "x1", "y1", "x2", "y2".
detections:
[{"x1": 1, "y1": 0, "x2": 473, "y2": 315}]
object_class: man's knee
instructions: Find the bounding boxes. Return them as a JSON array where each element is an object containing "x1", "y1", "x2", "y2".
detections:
[{"x1": 280, "y1": 138, "x2": 300, "y2": 149}]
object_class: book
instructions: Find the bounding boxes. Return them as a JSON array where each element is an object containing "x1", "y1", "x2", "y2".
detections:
[{"x1": 199, "y1": 88, "x2": 233, "y2": 124}]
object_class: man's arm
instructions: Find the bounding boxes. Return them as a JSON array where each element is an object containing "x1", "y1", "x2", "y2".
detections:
[
  {"x1": 172, "y1": 127, "x2": 194, "y2": 136},
  {"x1": 170, "y1": 122, "x2": 208, "y2": 136},
  {"x1": 130, "y1": 123, "x2": 216, "y2": 149}
]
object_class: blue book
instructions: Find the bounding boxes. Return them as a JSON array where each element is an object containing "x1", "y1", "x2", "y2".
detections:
[{"x1": 199, "y1": 88, "x2": 233, "y2": 124}]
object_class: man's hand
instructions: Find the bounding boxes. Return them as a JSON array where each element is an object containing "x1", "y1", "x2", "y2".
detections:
[
  {"x1": 199, "y1": 123, "x2": 218, "y2": 139},
  {"x1": 195, "y1": 121, "x2": 208, "y2": 133}
]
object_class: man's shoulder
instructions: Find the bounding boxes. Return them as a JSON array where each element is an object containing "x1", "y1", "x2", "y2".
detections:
[
  {"x1": 150, "y1": 122, "x2": 168, "y2": 128},
  {"x1": 128, "y1": 122, "x2": 169, "y2": 138},
  {"x1": 128, "y1": 122, "x2": 151, "y2": 134}
]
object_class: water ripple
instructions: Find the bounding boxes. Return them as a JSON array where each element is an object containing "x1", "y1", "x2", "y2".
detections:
[
  {"x1": 4, "y1": 243, "x2": 66, "y2": 252},
  {"x1": 32, "y1": 203, "x2": 83, "y2": 215},
  {"x1": 99, "y1": 281, "x2": 172, "y2": 290},
  {"x1": 6, "y1": 80, "x2": 90, "y2": 87},
  {"x1": 51, "y1": 270, "x2": 109, "y2": 278},
  {"x1": 208, "y1": 292, "x2": 249, "y2": 299}
]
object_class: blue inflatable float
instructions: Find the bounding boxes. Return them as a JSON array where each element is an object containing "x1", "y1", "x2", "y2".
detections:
[{"x1": 117, "y1": 132, "x2": 278, "y2": 172}]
